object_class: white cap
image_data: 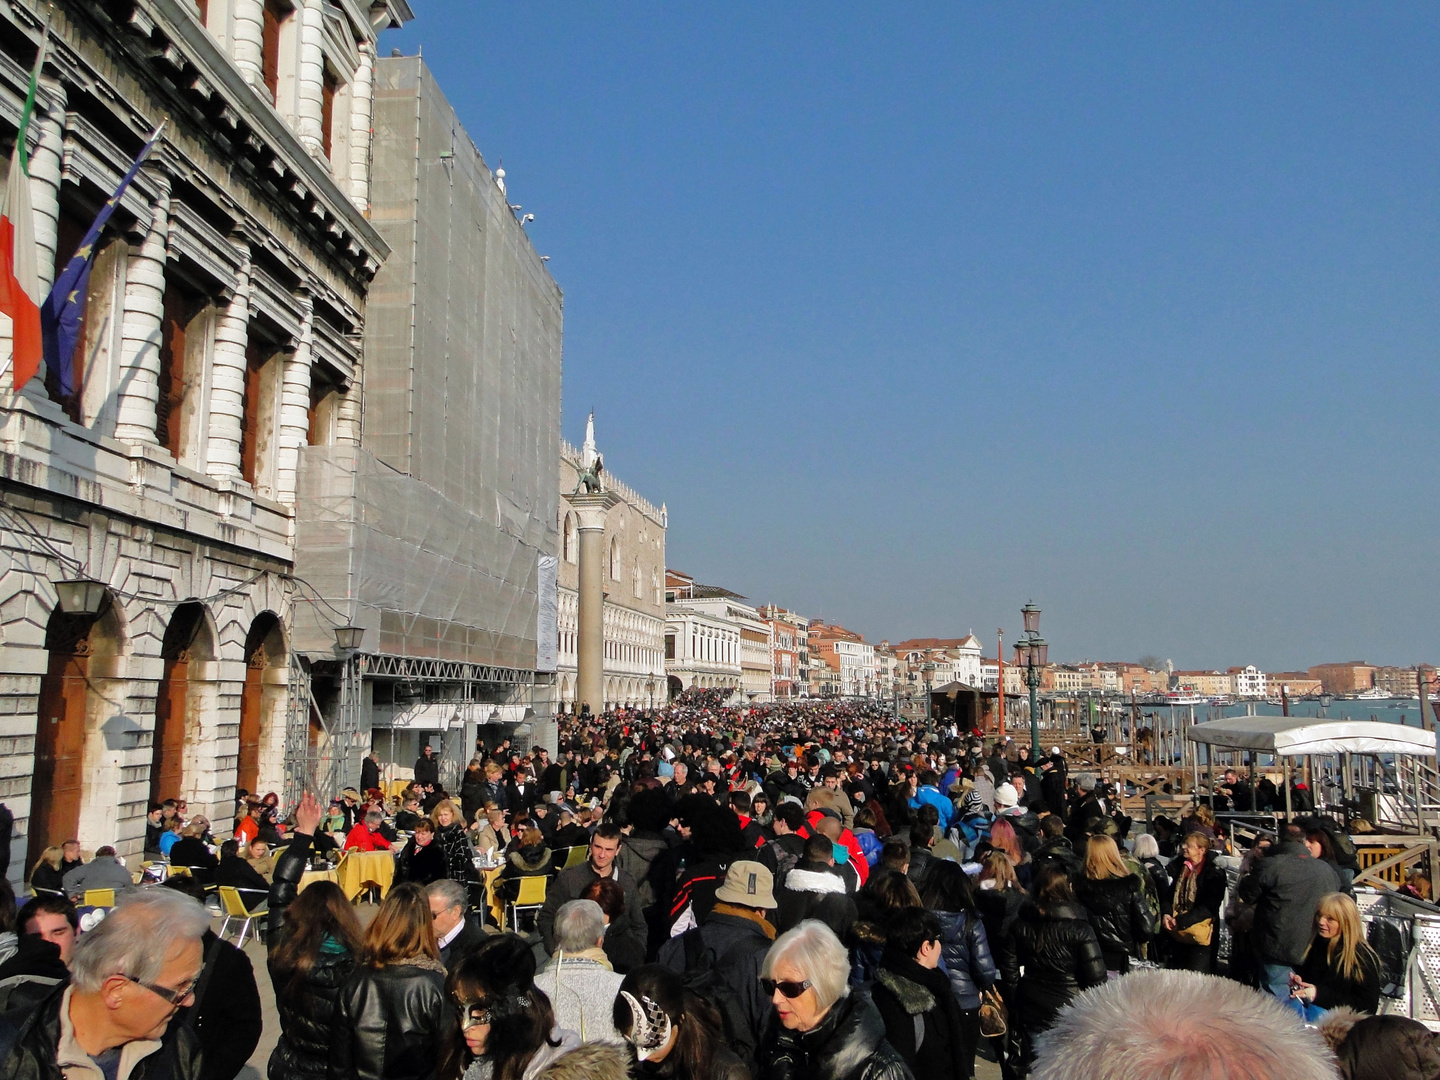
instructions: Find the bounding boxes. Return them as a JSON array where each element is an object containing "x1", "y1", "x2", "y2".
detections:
[{"x1": 994, "y1": 783, "x2": 1019, "y2": 808}]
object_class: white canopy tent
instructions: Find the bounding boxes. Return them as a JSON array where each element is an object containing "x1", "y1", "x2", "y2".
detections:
[{"x1": 1187, "y1": 716, "x2": 1437, "y2": 758}]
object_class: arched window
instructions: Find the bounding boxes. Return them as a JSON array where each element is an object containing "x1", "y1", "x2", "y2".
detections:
[
  {"x1": 563, "y1": 514, "x2": 576, "y2": 563},
  {"x1": 609, "y1": 536, "x2": 620, "y2": 580},
  {"x1": 632, "y1": 556, "x2": 641, "y2": 598}
]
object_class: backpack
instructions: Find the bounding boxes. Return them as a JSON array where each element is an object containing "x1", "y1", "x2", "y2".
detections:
[{"x1": 679, "y1": 927, "x2": 764, "y2": 1071}]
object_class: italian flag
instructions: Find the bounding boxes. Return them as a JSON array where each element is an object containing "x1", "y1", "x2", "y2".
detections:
[{"x1": 1, "y1": 26, "x2": 47, "y2": 391}]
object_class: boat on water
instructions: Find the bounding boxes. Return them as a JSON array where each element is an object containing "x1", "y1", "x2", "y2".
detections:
[
  {"x1": 1353, "y1": 687, "x2": 1396, "y2": 701},
  {"x1": 1165, "y1": 693, "x2": 1204, "y2": 706}
]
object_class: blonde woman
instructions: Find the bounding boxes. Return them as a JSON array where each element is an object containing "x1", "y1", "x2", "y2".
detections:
[
  {"x1": 28, "y1": 846, "x2": 65, "y2": 894},
  {"x1": 1290, "y1": 893, "x2": 1381, "y2": 1019},
  {"x1": 1073, "y1": 834, "x2": 1155, "y2": 973},
  {"x1": 431, "y1": 798, "x2": 478, "y2": 886}
]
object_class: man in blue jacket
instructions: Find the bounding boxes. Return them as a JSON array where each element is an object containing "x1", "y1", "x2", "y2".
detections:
[{"x1": 908, "y1": 769, "x2": 955, "y2": 832}]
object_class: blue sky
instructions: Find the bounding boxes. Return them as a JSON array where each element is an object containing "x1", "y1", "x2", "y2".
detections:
[{"x1": 385, "y1": 5, "x2": 1440, "y2": 671}]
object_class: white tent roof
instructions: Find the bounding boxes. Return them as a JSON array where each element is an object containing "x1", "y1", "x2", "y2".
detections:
[{"x1": 1186, "y1": 716, "x2": 1436, "y2": 757}]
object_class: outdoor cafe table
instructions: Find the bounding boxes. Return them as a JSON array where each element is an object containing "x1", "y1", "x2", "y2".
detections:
[
  {"x1": 337, "y1": 849, "x2": 396, "y2": 900},
  {"x1": 298, "y1": 866, "x2": 340, "y2": 892}
]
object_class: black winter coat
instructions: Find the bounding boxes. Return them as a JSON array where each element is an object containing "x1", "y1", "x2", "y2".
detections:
[
  {"x1": 872, "y1": 957, "x2": 968, "y2": 1080},
  {"x1": 171, "y1": 930, "x2": 262, "y2": 1080},
  {"x1": 1164, "y1": 851, "x2": 1226, "y2": 936},
  {"x1": 1010, "y1": 901, "x2": 1106, "y2": 1034},
  {"x1": 658, "y1": 909, "x2": 775, "y2": 1050},
  {"x1": 1237, "y1": 842, "x2": 1343, "y2": 966},
  {"x1": 1073, "y1": 874, "x2": 1154, "y2": 972},
  {"x1": 932, "y1": 910, "x2": 998, "y2": 1009},
  {"x1": 975, "y1": 886, "x2": 1025, "y2": 989},
  {"x1": 759, "y1": 990, "x2": 914, "y2": 1080},
  {"x1": 1297, "y1": 937, "x2": 1382, "y2": 1014},
  {"x1": 396, "y1": 838, "x2": 447, "y2": 886},
  {"x1": 459, "y1": 770, "x2": 487, "y2": 824},
  {"x1": 2, "y1": 982, "x2": 202, "y2": 1080},
  {"x1": 269, "y1": 939, "x2": 357, "y2": 1080},
  {"x1": 328, "y1": 962, "x2": 453, "y2": 1080}
]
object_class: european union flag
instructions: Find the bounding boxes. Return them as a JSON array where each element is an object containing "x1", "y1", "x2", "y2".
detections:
[{"x1": 42, "y1": 120, "x2": 164, "y2": 402}]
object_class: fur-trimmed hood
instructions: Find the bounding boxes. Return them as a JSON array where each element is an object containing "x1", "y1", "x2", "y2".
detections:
[
  {"x1": 531, "y1": 1042, "x2": 631, "y2": 1080},
  {"x1": 1317, "y1": 1006, "x2": 1366, "y2": 1053},
  {"x1": 787, "y1": 867, "x2": 847, "y2": 895}
]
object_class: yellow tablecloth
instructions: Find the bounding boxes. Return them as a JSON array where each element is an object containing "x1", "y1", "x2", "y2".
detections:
[
  {"x1": 480, "y1": 866, "x2": 504, "y2": 926},
  {"x1": 337, "y1": 849, "x2": 396, "y2": 900},
  {"x1": 298, "y1": 868, "x2": 339, "y2": 893}
]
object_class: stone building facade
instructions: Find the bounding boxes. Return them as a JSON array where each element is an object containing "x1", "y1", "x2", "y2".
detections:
[
  {"x1": 0, "y1": 0, "x2": 406, "y2": 875},
  {"x1": 557, "y1": 443, "x2": 666, "y2": 710}
]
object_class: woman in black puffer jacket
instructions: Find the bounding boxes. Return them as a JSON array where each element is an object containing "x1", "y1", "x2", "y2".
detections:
[
  {"x1": 921, "y1": 863, "x2": 998, "y2": 1080},
  {"x1": 268, "y1": 881, "x2": 364, "y2": 1080},
  {"x1": 1072, "y1": 835, "x2": 1155, "y2": 974},
  {"x1": 1010, "y1": 864, "x2": 1106, "y2": 1067}
]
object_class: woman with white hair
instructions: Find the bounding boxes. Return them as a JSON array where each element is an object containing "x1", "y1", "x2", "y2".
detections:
[{"x1": 756, "y1": 920, "x2": 911, "y2": 1080}]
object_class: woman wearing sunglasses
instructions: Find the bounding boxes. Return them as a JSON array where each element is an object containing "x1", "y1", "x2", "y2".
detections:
[
  {"x1": 758, "y1": 920, "x2": 911, "y2": 1080},
  {"x1": 611, "y1": 965, "x2": 747, "y2": 1080},
  {"x1": 441, "y1": 934, "x2": 579, "y2": 1080}
]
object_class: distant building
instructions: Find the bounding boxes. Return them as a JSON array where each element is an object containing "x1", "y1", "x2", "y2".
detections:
[
  {"x1": 1171, "y1": 671, "x2": 1233, "y2": 696},
  {"x1": 759, "y1": 606, "x2": 809, "y2": 698},
  {"x1": 1229, "y1": 665, "x2": 1267, "y2": 699},
  {"x1": 810, "y1": 621, "x2": 875, "y2": 697},
  {"x1": 1308, "y1": 662, "x2": 1376, "y2": 695},
  {"x1": 1374, "y1": 665, "x2": 1427, "y2": 697},
  {"x1": 664, "y1": 571, "x2": 769, "y2": 700},
  {"x1": 1267, "y1": 671, "x2": 1323, "y2": 697}
]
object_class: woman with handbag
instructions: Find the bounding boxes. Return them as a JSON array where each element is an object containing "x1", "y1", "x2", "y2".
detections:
[{"x1": 1163, "y1": 831, "x2": 1227, "y2": 973}]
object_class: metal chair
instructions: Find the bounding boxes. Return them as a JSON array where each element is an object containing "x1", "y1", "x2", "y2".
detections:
[
  {"x1": 82, "y1": 889, "x2": 115, "y2": 908},
  {"x1": 506, "y1": 876, "x2": 547, "y2": 934},
  {"x1": 216, "y1": 886, "x2": 268, "y2": 946}
]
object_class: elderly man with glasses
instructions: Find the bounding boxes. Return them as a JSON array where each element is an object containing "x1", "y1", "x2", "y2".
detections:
[{"x1": 0, "y1": 888, "x2": 208, "y2": 1080}]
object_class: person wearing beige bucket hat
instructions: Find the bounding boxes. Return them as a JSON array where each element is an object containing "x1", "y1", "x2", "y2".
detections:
[{"x1": 658, "y1": 860, "x2": 778, "y2": 1068}]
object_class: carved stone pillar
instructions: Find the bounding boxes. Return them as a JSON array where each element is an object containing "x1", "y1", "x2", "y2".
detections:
[
  {"x1": 348, "y1": 42, "x2": 375, "y2": 211},
  {"x1": 274, "y1": 293, "x2": 313, "y2": 504},
  {"x1": 295, "y1": 0, "x2": 325, "y2": 156},
  {"x1": 231, "y1": 0, "x2": 265, "y2": 91},
  {"x1": 573, "y1": 491, "x2": 619, "y2": 714},
  {"x1": 113, "y1": 176, "x2": 170, "y2": 446},
  {"x1": 205, "y1": 240, "x2": 251, "y2": 480}
]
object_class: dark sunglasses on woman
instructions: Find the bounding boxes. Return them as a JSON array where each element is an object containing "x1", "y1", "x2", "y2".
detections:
[{"x1": 760, "y1": 978, "x2": 812, "y2": 999}]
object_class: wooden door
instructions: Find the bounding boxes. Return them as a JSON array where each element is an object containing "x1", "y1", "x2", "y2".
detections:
[
  {"x1": 150, "y1": 655, "x2": 189, "y2": 804},
  {"x1": 237, "y1": 655, "x2": 263, "y2": 794},
  {"x1": 32, "y1": 650, "x2": 89, "y2": 856}
]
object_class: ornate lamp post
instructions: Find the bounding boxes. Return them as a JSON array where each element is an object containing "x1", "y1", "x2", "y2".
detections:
[{"x1": 1013, "y1": 602, "x2": 1048, "y2": 759}]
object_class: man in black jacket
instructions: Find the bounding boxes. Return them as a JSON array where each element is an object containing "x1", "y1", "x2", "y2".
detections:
[
  {"x1": 426, "y1": 879, "x2": 487, "y2": 974},
  {"x1": 360, "y1": 750, "x2": 381, "y2": 794},
  {"x1": 537, "y1": 824, "x2": 647, "y2": 954},
  {"x1": 1237, "y1": 831, "x2": 1342, "y2": 1003},
  {"x1": 0, "y1": 890, "x2": 207, "y2": 1080},
  {"x1": 658, "y1": 860, "x2": 778, "y2": 1069},
  {"x1": 773, "y1": 834, "x2": 857, "y2": 936},
  {"x1": 414, "y1": 743, "x2": 440, "y2": 791}
]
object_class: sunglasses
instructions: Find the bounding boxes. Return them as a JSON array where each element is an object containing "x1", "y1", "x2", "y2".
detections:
[
  {"x1": 760, "y1": 978, "x2": 813, "y2": 999},
  {"x1": 124, "y1": 973, "x2": 198, "y2": 1006}
]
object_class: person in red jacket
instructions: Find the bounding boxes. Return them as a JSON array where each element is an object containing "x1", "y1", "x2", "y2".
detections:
[{"x1": 345, "y1": 807, "x2": 393, "y2": 851}]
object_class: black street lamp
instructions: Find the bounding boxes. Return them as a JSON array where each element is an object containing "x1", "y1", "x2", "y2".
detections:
[{"x1": 1013, "y1": 602, "x2": 1048, "y2": 758}]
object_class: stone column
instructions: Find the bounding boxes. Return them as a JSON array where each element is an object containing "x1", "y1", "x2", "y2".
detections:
[
  {"x1": 572, "y1": 491, "x2": 619, "y2": 714},
  {"x1": 275, "y1": 292, "x2": 314, "y2": 504},
  {"x1": 206, "y1": 239, "x2": 251, "y2": 480},
  {"x1": 28, "y1": 78, "x2": 66, "y2": 292},
  {"x1": 113, "y1": 175, "x2": 170, "y2": 445},
  {"x1": 347, "y1": 42, "x2": 374, "y2": 211},
  {"x1": 295, "y1": 0, "x2": 325, "y2": 157},
  {"x1": 231, "y1": 0, "x2": 265, "y2": 90}
]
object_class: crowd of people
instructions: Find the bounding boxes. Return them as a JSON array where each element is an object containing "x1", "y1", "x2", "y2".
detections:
[{"x1": 0, "y1": 695, "x2": 1429, "y2": 1080}]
